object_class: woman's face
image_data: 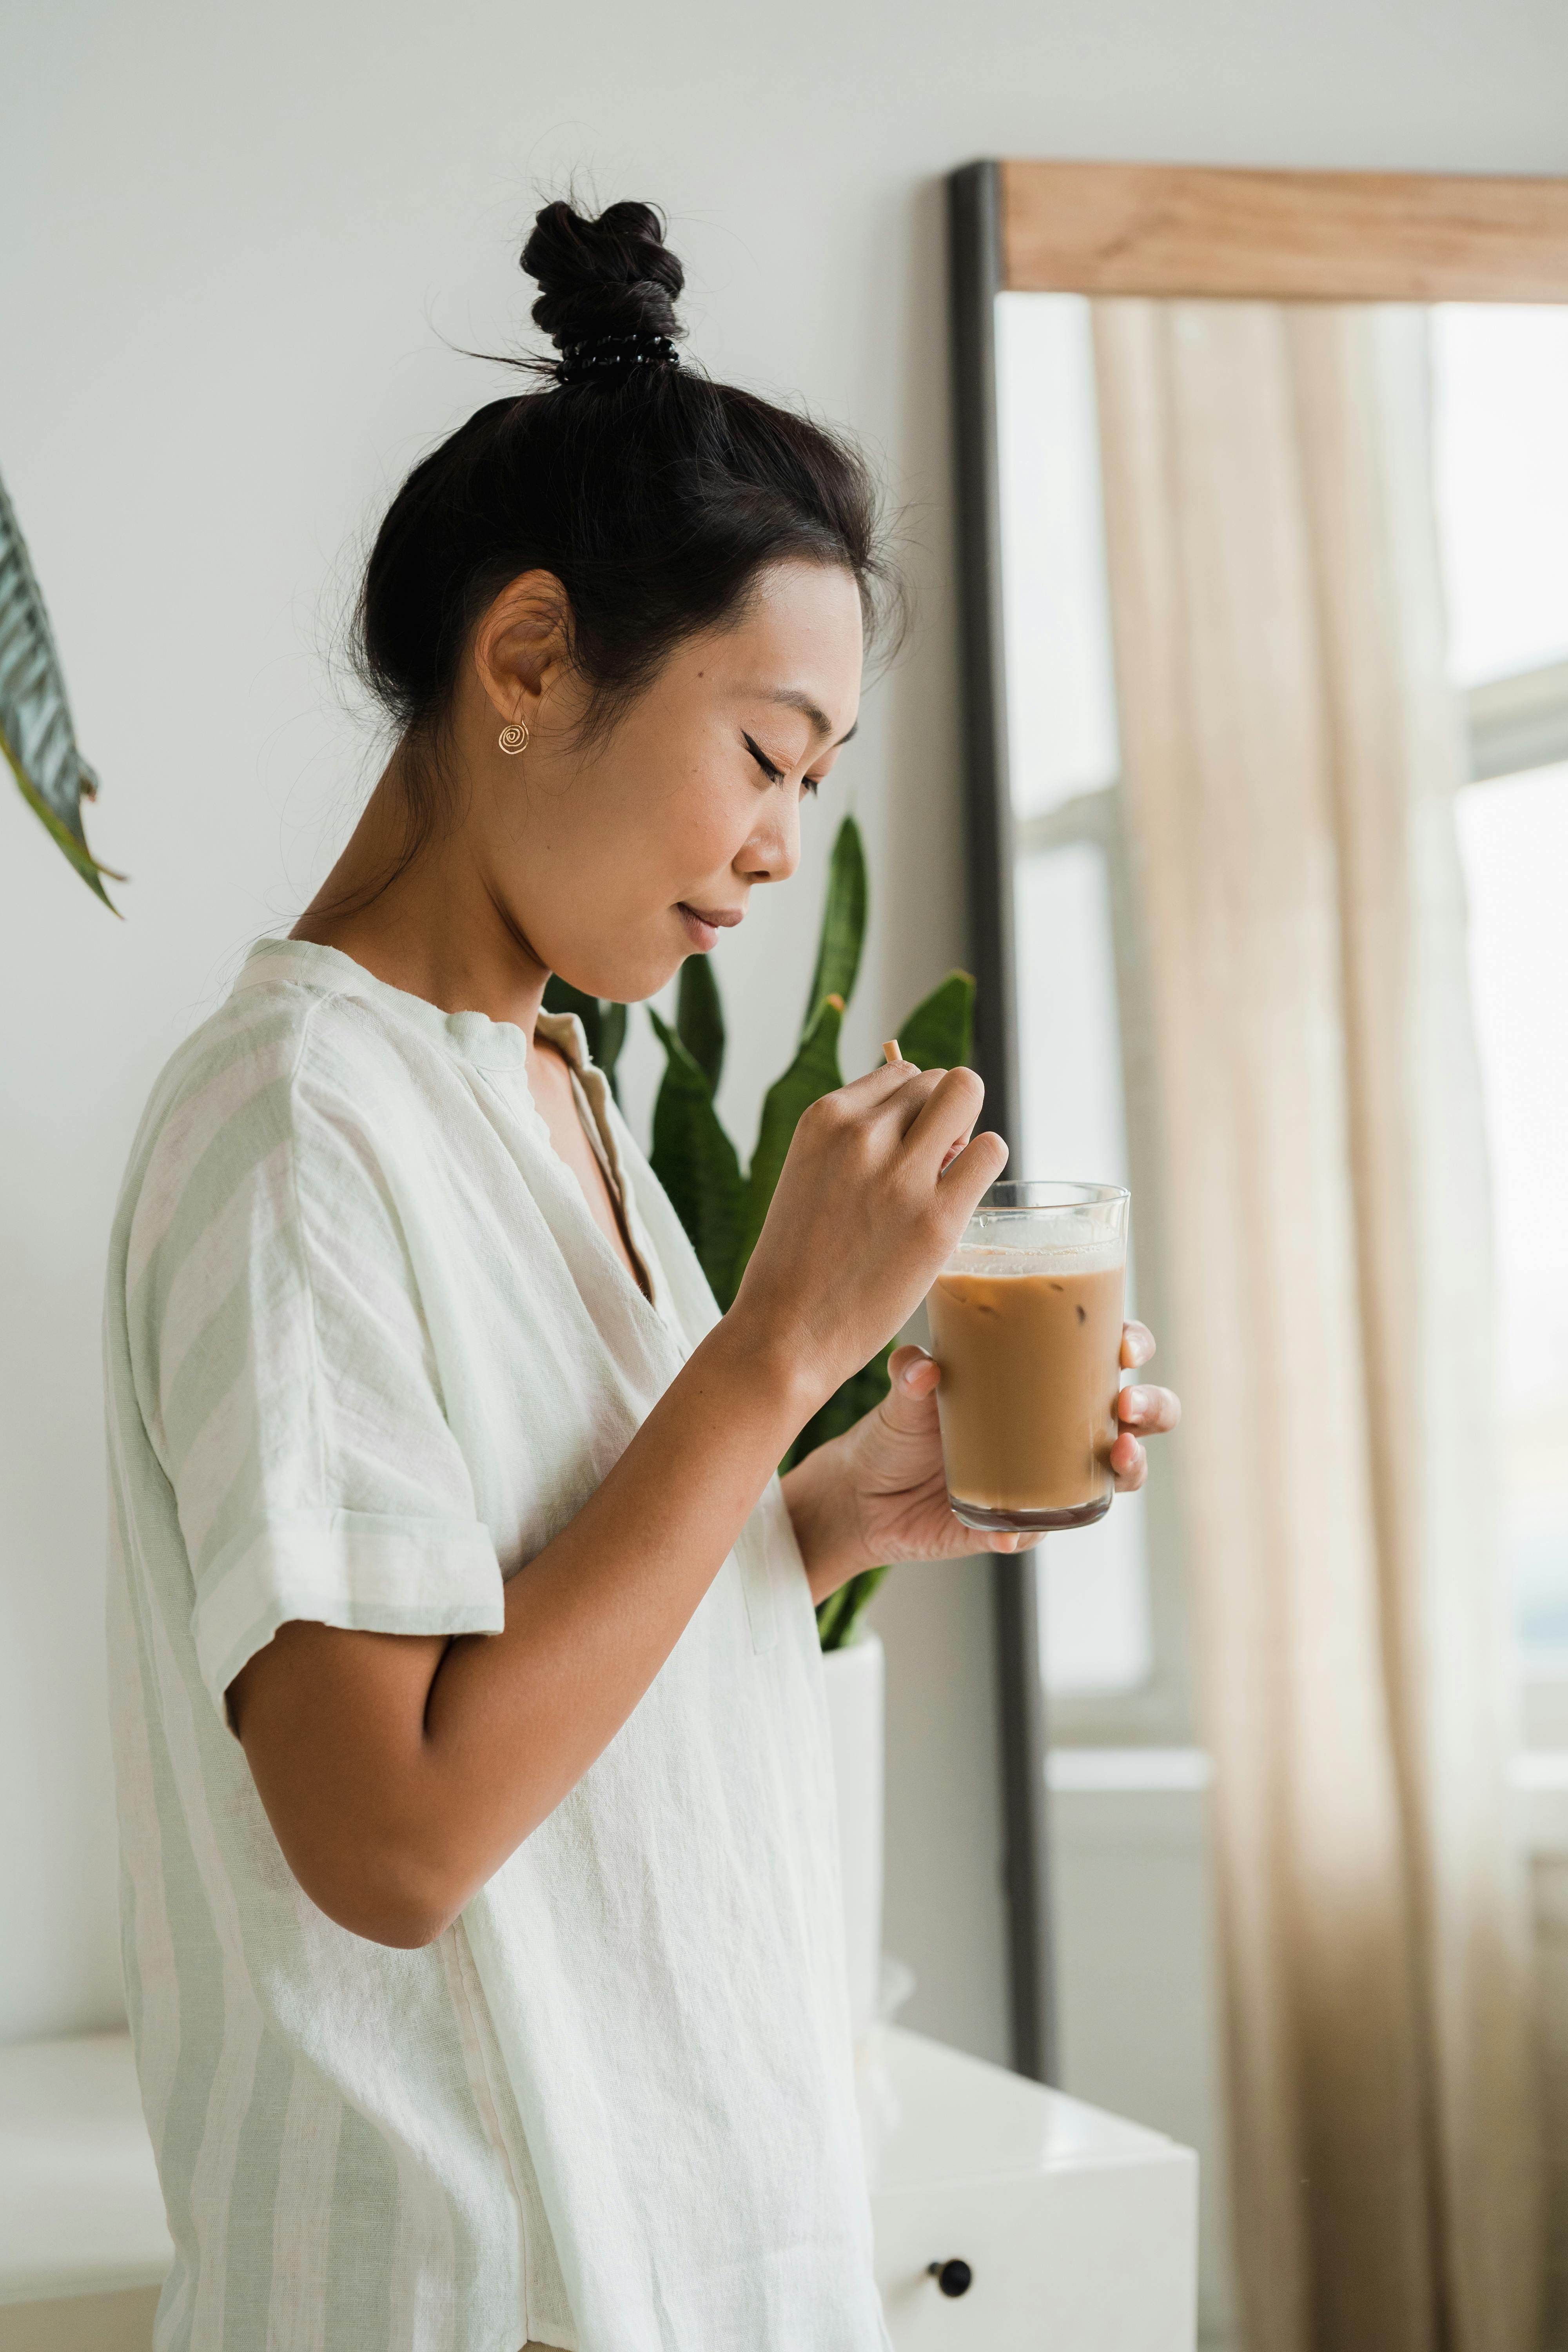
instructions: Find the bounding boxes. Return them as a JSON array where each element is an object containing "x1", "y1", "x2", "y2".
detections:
[{"x1": 469, "y1": 559, "x2": 865, "y2": 1003}]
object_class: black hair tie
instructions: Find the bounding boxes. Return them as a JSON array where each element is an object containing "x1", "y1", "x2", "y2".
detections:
[{"x1": 558, "y1": 330, "x2": 681, "y2": 384}]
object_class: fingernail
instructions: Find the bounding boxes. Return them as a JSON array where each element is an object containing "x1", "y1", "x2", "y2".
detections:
[{"x1": 1122, "y1": 1387, "x2": 1149, "y2": 1417}]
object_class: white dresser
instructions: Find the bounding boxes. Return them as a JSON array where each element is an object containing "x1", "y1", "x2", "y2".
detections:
[
  {"x1": 0, "y1": 2029, "x2": 1198, "y2": 2349},
  {"x1": 865, "y1": 2027, "x2": 1198, "y2": 2350}
]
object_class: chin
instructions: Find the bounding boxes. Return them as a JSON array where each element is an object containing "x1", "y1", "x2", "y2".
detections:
[{"x1": 553, "y1": 950, "x2": 684, "y2": 1007}]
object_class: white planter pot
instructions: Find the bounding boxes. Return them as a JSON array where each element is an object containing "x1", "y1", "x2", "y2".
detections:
[{"x1": 821, "y1": 1630, "x2": 885, "y2": 2043}]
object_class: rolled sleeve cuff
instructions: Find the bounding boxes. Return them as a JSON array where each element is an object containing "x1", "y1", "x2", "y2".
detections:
[{"x1": 192, "y1": 1507, "x2": 505, "y2": 1724}]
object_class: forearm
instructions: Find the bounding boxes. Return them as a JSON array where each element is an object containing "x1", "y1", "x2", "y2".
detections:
[
  {"x1": 238, "y1": 1312, "x2": 819, "y2": 1944},
  {"x1": 428, "y1": 1317, "x2": 817, "y2": 1832}
]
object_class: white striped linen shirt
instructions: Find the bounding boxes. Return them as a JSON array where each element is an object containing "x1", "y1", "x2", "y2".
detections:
[{"x1": 103, "y1": 937, "x2": 887, "y2": 2352}]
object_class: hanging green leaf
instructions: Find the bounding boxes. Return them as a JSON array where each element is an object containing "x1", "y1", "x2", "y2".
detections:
[
  {"x1": 0, "y1": 467, "x2": 120, "y2": 907},
  {"x1": 648, "y1": 1009, "x2": 746, "y2": 1305},
  {"x1": 800, "y1": 815, "x2": 867, "y2": 1036},
  {"x1": 895, "y1": 969, "x2": 975, "y2": 1072},
  {"x1": 542, "y1": 975, "x2": 627, "y2": 1103},
  {"x1": 732, "y1": 992, "x2": 845, "y2": 1290},
  {"x1": 675, "y1": 953, "x2": 724, "y2": 1093}
]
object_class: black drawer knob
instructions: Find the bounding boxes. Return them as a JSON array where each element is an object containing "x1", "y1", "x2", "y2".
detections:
[{"x1": 928, "y1": 2258, "x2": 973, "y2": 2298}]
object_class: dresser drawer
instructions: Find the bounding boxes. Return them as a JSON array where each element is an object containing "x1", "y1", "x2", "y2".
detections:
[{"x1": 864, "y1": 2029, "x2": 1198, "y2": 2351}]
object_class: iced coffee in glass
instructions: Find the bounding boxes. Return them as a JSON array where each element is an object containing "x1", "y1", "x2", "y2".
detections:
[{"x1": 926, "y1": 1181, "x2": 1130, "y2": 1534}]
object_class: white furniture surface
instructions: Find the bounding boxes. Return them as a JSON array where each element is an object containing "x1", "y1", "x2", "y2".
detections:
[
  {"x1": 865, "y1": 2026, "x2": 1198, "y2": 2350},
  {"x1": 0, "y1": 2028, "x2": 1198, "y2": 2350},
  {"x1": 0, "y1": 2036, "x2": 171, "y2": 2309}
]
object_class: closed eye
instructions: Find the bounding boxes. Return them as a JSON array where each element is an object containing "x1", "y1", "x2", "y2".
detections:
[{"x1": 742, "y1": 731, "x2": 786, "y2": 786}]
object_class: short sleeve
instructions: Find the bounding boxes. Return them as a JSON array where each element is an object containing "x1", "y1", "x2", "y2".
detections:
[{"x1": 125, "y1": 1004, "x2": 505, "y2": 1720}]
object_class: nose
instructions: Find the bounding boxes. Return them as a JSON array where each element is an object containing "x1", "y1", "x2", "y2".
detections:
[{"x1": 742, "y1": 790, "x2": 802, "y2": 886}]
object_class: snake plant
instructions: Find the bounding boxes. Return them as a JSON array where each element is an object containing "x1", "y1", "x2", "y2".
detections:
[
  {"x1": 0, "y1": 467, "x2": 119, "y2": 907},
  {"x1": 552, "y1": 816, "x2": 975, "y2": 1651}
]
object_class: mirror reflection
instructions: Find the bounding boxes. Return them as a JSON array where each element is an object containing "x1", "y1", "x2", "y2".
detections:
[{"x1": 991, "y1": 270, "x2": 1568, "y2": 2345}]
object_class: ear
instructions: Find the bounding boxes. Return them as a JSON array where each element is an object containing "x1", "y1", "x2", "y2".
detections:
[{"x1": 472, "y1": 572, "x2": 573, "y2": 726}]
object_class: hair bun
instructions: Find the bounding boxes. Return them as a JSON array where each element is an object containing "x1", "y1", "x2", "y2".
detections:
[{"x1": 523, "y1": 200, "x2": 685, "y2": 372}]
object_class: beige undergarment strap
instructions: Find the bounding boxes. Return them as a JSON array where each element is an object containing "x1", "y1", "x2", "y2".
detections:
[{"x1": 566, "y1": 1063, "x2": 653, "y2": 1302}]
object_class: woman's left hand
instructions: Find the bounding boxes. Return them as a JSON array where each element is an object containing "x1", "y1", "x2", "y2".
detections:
[{"x1": 782, "y1": 1324, "x2": 1181, "y2": 1599}]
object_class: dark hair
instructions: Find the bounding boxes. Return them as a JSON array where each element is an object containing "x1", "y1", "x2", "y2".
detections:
[{"x1": 354, "y1": 199, "x2": 902, "y2": 841}]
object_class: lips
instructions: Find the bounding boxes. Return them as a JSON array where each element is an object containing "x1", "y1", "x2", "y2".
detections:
[{"x1": 677, "y1": 903, "x2": 744, "y2": 952}]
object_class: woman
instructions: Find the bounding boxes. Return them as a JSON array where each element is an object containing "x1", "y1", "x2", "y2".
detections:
[{"x1": 104, "y1": 200, "x2": 1179, "y2": 2352}]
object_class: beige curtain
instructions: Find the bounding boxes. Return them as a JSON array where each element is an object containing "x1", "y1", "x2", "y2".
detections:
[{"x1": 1091, "y1": 297, "x2": 1541, "y2": 2352}]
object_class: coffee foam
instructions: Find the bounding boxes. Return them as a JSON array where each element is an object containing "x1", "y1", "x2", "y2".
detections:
[{"x1": 944, "y1": 1239, "x2": 1125, "y2": 1280}]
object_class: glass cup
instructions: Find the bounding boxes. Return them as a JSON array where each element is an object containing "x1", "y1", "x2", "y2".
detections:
[{"x1": 926, "y1": 1180, "x2": 1131, "y2": 1534}]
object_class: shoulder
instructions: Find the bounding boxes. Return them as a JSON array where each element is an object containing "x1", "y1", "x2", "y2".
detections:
[{"x1": 116, "y1": 963, "x2": 434, "y2": 1300}]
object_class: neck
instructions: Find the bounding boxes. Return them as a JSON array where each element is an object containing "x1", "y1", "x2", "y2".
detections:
[{"x1": 292, "y1": 751, "x2": 552, "y2": 1038}]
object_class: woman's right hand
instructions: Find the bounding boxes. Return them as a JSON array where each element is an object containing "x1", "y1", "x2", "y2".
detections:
[{"x1": 731, "y1": 1059, "x2": 1007, "y2": 1409}]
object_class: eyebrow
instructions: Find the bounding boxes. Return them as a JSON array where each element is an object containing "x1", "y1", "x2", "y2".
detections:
[{"x1": 768, "y1": 688, "x2": 858, "y2": 748}]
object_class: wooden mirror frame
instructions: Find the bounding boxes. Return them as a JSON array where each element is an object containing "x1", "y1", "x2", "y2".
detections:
[{"x1": 948, "y1": 158, "x2": 1568, "y2": 2084}]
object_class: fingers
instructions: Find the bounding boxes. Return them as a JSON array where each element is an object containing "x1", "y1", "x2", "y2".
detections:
[
  {"x1": 902, "y1": 1065, "x2": 984, "y2": 1161},
  {"x1": 1117, "y1": 1383, "x2": 1181, "y2": 1436},
  {"x1": 936, "y1": 1126, "x2": 1008, "y2": 1212},
  {"x1": 1111, "y1": 1430, "x2": 1148, "y2": 1491},
  {"x1": 823, "y1": 1063, "x2": 1001, "y2": 1204},
  {"x1": 831, "y1": 1062, "x2": 953, "y2": 1152},
  {"x1": 982, "y1": 1527, "x2": 1042, "y2": 1552},
  {"x1": 878, "y1": 1346, "x2": 940, "y2": 1433},
  {"x1": 866, "y1": 1059, "x2": 1004, "y2": 1205},
  {"x1": 833, "y1": 1056, "x2": 933, "y2": 1113},
  {"x1": 888, "y1": 1344, "x2": 940, "y2": 1397},
  {"x1": 1121, "y1": 1322, "x2": 1157, "y2": 1370}
]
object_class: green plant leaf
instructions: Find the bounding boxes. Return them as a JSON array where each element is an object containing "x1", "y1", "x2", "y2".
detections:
[
  {"x1": 791, "y1": 1340, "x2": 895, "y2": 1650},
  {"x1": 801, "y1": 816, "x2": 867, "y2": 1036},
  {"x1": 676, "y1": 953, "x2": 724, "y2": 1093},
  {"x1": 895, "y1": 969, "x2": 975, "y2": 1071},
  {"x1": 733, "y1": 992, "x2": 845, "y2": 1289},
  {"x1": 542, "y1": 975, "x2": 601, "y2": 1056},
  {"x1": 542, "y1": 977, "x2": 627, "y2": 1104},
  {"x1": 816, "y1": 1565, "x2": 890, "y2": 1652},
  {"x1": 598, "y1": 1000, "x2": 628, "y2": 1098},
  {"x1": 648, "y1": 1009, "x2": 746, "y2": 1305},
  {"x1": 0, "y1": 466, "x2": 120, "y2": 908}
]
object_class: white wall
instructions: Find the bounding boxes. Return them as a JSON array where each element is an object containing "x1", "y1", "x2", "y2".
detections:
[{"x1": 4, "y1": 0, "x2": 1567, "y2": 2049}]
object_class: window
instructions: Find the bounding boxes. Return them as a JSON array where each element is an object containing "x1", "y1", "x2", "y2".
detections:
[
  {"x1": 998, "y1": 292, "x2": 1568, "y2": 1714},
  {"x1": 996, "y1": 294, "x2": 1181, "y2": 1722},
  {"x1": 1433, "y1": 305, "x2": 1568, "y2": 1669}
]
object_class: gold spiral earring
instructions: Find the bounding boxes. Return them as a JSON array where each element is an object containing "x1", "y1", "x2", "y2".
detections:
[{"x1": 498, "y1": 717, "x2": 530, "y2": 757}]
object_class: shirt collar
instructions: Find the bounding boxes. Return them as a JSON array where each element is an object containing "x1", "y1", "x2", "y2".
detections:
[{"x1": 234, "y1": 937, "x2": 577, "y2": 1075}]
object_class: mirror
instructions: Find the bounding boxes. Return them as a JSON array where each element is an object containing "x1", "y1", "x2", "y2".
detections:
[{"x1": 951, "y1": 161, "x2": 1568, "y2": 2347}]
